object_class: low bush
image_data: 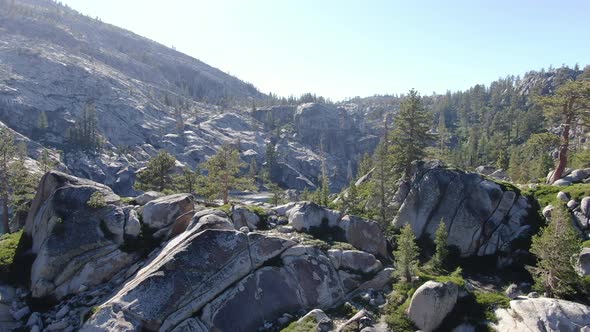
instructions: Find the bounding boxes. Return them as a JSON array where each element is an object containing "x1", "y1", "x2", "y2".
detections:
[
  {"x1": 87, "y1": 191, "x2": 107, "y2": 209},
  {"x1": 280, "y1": 316, "x2": 317, "y2": 332},
  {"x1": 0, "y1": 230, "x2": 22, "y2": 275}
]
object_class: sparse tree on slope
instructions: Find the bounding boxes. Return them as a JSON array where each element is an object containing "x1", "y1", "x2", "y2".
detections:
[
  {"x1": 539, "y1": 80, "x2": 590, "y2": 183},
  {"x1": 394, "y1": 224, "x2": 420, "y2": 283},
  {"x1": 136, "y1": 151, "x2": 177, "y2": 192},
  {"x1": 0, "y1": 129, "x2": 36, "y2": 234},
  {"x1": 39, "y1": 149, "x2": 58, "y2": 173},
  {"x1": 175, "y1": 168, "x2": 199, "y2": 193},
  {"x1": 201, "y1": 144, "x2": 253, "y2": 204},
  {"x1": 530, "y1": 207, "x2": 581, "y2": 298},
  {"x1": 431, "y1": 219, "x2": 449, "y2": 271},
  {"x1": 390, "y1": 89, "x2": 434, "y2": 176}
]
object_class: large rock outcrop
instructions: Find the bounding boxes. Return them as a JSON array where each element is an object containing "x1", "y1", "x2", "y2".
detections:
[
  {"x1": 392, "y1": 161, "x2": 533, "y2": 258},
  {"x1": 494, "y1": 298, "x2": 590, "y2": 331},
  {"x1": 24, "y1": 171, "x2": 139, "y2": 299}
]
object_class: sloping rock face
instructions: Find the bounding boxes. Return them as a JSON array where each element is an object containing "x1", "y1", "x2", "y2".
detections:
[
  {"x1": 24, "y1": 171, "x2": 138, "y2": 299},
  {"x1": 81, "y1": 213, "x2": 389, "y2": 331},
  {"x1": 406, "y1": 281, "x2": 458, "y2": 332},
  {"x1": 82, "y1": 231, "x2": 385, "y2": 332},
  {"x1": 392, "y1": 162, "x2": 533, "y2": 258},
  {"x1": 84, "y1": 229, "x2": 296, "y2": 331},
  {"x1": 494, "y1": 298, "x2": 590, "y2": 331}
]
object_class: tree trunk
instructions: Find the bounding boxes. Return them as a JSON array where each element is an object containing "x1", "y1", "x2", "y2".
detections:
[
  {"x1": 2, "y1": 195, "x2": 10, "y2": 234},
  {"x1": 550, "y1": 103, "x2": 573, "y2": 184},
  {"x1": 222, "y1": 172, "x2": 229, "y2": 204}
]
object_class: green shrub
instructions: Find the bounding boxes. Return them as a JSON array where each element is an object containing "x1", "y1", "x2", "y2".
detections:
[
  {"x1": 436, "y1": 290, "x2": 508, "y2": 331},
  {"x1": 330, "y1": 241, "x2": 355, "y2": 251},
  {"x1": 300, "y1": 238, "x2": 331, "y2": 252},
  {"x1": 473, "y1": 291, "x2": 510, "y2": 321},
  {"x1": 246, "y1": 205, "x2": 267, "y2": 216},
  {"x1": 417, "y1": 267, "x2": 466, "y2": 287},
  {"x1": 87, "y1": 191, "x2": 107, "y2": 209},
  {"x1": 217, "y1": 204, "x2": 232, "y2": 215},
  {"x1": 0, "y1": 230, "x2": 22, "y2": 275},
  {"x1": 326, "y1": 302, "x2": 358, "y2": 319},
  {"x1": 121, "y1": 197, "x2": 134, "y2": 204},
  {"x1": 384, "y1": 281, "x2": 418, "y2": 332},
  {"x1": 280, "y1": 316, "x2": 317, "y2": 332},
  {"x1": 582, "y1": 240, "x2": 590, "y2": 248},
  {"x1": 84, "y1": 305, "x2": 100, "y2": 322},
  {"x1": 525, "y1": 183, "x2": 590, "y2": 209}
]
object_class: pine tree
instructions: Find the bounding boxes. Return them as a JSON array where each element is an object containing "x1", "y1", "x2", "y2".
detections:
[
  {"x1": 539, "y1": 80, "x2": 590, "y2": 183},
  {"x1": 394, "y1": 224, "x2": 420, "y2": 283},
  {"x1": 136, "y1": 151, "x2": 177, "y2": 192},
  {"x1": 248, "y1": 159, "x2": 258, "y2": 183},
  {"x1": 530, "y1": 207, "x2": 581, "y2": 298},
  {"x1": 10, "y1": 143, "x2": 36, "y2": 216},
  {"x1": 390, "y1": 89, "x2": 434, "y2": 176},
  {"x1": 0, "y1": 127, "x2": 16, "y2": 234},
  {"x1": 66, "y1": 102, "x2": 102, "y2": 153},
  {"x1": 372, "y1": 139, "x2": 396, "y2": 228},
  {"x1": 39, "y1": 149, "x2": 57, "y2": 173},
  {"x1": 0, "y1": 130, "x2": 35, "y2": 234},
  {"x1": 437, "y1": 111, "x2": 450, "y2": 160},
  {"x1": 175, "y1": 168, "x2": 199, "y2": 193},
  {"x1": 357, "y1": 153, "x2": 373, "y2": 178},
  {"x1": 319, "y1": 137, "x2": 330, "y2": 206},
  {"x1": 264, "y1": 139, "x2": 277, "y2": 178},
  {"x1": 37, "y1": 111, "x2": 48, "y2": 131},
  {"x1": 431, "y1": 219, "x2": 449, "y2": 271},
  {"x1": 201, "y1": 144, "x2": 253, "y2": 204},
  {"x1": 268, "y1": 182, "x2": 285, "y2": 206}
]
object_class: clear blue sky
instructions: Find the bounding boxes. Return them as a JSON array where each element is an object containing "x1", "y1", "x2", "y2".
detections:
[{"x1": 60, "y1": 0, "x2": 590, "y2": 101}]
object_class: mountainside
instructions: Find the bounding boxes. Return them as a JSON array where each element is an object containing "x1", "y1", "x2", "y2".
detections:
[{"x1": 0, "y1": 0, "x2": 380, "y2": 197}]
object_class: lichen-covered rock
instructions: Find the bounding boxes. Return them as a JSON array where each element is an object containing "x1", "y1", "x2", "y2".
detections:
[
  {"x1": 407, "y1": 281, "x2": 459, "y2": 332},
  {"x1": 133, "y1": 191, "x2": 163, "y2": 206},
  {"x1": 24, "y1": 171, "x2": 137, "y2": 299},
  {"x1": 339, "y1": 215, "x2": 389, "y2": 258},
  {"x1": 141, "y1": 193, "x2": 194, "y2": 237},
  {"x1": 543, "y1": 205, "x2": 554, "y2": 220},
  {"x1": 494, "y1": 298, "x2": 590, "y2": 331},
  {"x1": 288, "y1": 202, "x2": 341, "y2": 231},
  {"x1": 576, "y1": 247, "x2": 590, "y2": 277},
  {"x1": 329, "y1": 249, "x2": 382, "y2": 274},
  {"x1": 392, "y1": 162, "x2": 532, "y2": 257},
  {"x1": 187, "y1": 211, "x2": 234, "y2": 233},
  {"x1": 231, "y1": 205, "x2": 260, "y2": 230}
]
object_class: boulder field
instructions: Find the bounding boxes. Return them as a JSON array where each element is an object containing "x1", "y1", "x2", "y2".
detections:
[{"x1": 18, "y1": 172, "x2": 391, "y2": 331}]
